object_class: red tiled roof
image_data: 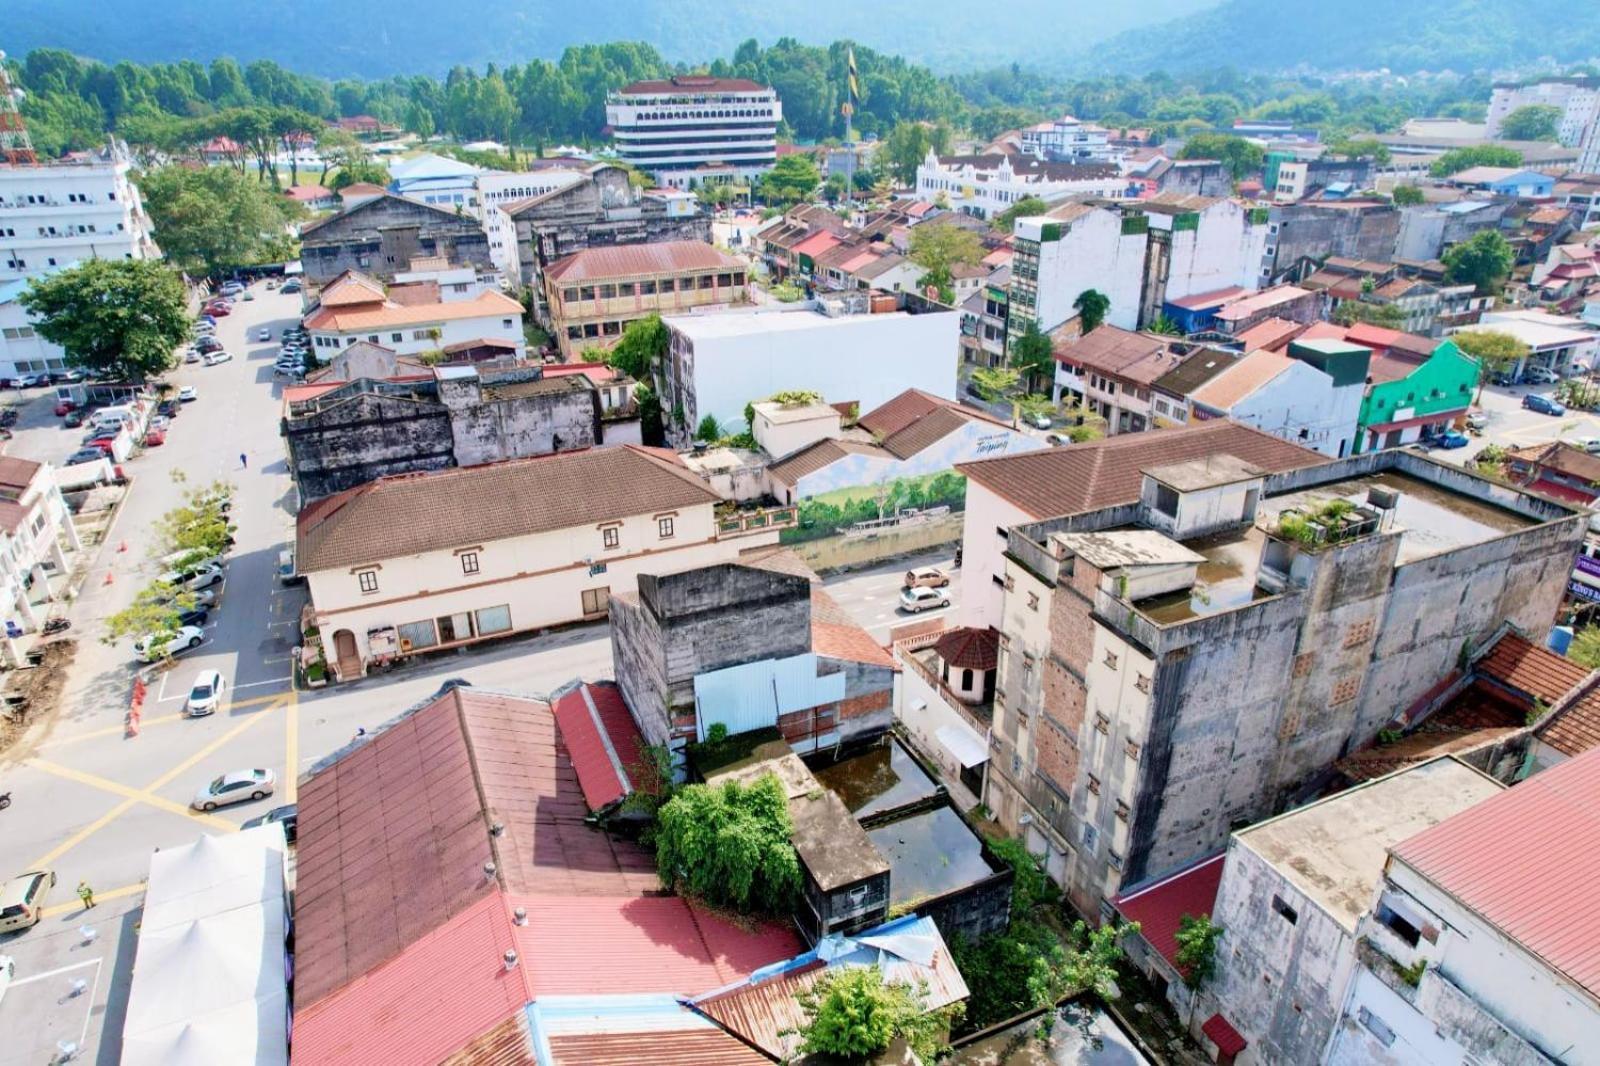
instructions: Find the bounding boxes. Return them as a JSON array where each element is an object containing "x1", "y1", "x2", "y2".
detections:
[
  {"x1": 1113, "y1": 854, "x2": 1225, "y2": 972},
  {"x1": 1475, "y1": 631, "x2": 1589, "y2": 705},
  {"x1": 810, "y1": 587, "x2": 895, "y2": 669},
  {"x1": 620, "y1": 76, "x2": 767, "y2": 94},
  {"x1": 933, "y1": 626, "x2": 999, "y2": 671},
  {"x1": 1202, "y1": 1013, "x2": 1248, "y2": 1057},
  {"x1": 1390, "y1": 746, "x2": 1600, "y2": 999},
  {"x1": 544, "y1": 241, "x2": 744, "y2": 283},
  {"x1": 791, "y1": 230, "x2": 843, "y2": 258},
  {"x1": 1166, "y1": 285, "x2": 1249, "y2": 311},
  {"x1": 303, "y1": 288, "x2": 524, "y2": 332},
  {"x1": 339, "y1": 182, "x2": 387, "y2": 196},
  {"x1": 1053, "y1": 325, "x2": 1185, "y2": 387},
  {"x1": 542, "y1": 362, "x2": 619, "y2": 385},
  {"x1": 1233, "y1": 317, "x2": 1307, "y2": 353},
  {"x1": 957, "y1": 422, "x2": 1325, "y2": 520},
  {"x1": 550, "y1": 682, "x2": 652, "y2": 810},
  {"x1": 0, "y1": 456, "x2": 42, "y2": 492},
  {"x1": 1540, "y1": 680, "x2": 1600, "y2": 758}
]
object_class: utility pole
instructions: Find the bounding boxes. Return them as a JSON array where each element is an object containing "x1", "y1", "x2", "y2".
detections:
[
  {"x1": 841, "y1": 48, "x2": 859, "y2": 206},
  {"x1": 0, "y1": 51, "x2": 39, "y2": 165}
]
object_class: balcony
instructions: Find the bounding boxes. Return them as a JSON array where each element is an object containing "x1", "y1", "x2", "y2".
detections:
[{"x1": 715, "y1": 505, "x2": 797, "y2": 538}]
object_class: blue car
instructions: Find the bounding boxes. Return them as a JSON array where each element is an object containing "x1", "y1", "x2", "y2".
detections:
[
  {"x1": 1435, "y1": 430, "x2": 1470, "y2": 449},
  {"x1": 1523, "y1": 394, "x2": 1567, "y2": 416}
]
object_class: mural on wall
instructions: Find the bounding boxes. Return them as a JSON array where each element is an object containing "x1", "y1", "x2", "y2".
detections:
[{"x1": 782, "y1": 470, "x2": 967, "y2": 544}]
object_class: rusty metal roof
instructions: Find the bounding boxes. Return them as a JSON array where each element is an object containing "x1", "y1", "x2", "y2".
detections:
[
  {"x1": 550, "y1": 681, "x2": 653, "y2": 811},
  {"x1": 1112, "y1": 854, "x2": 1225, "y2": 973}
]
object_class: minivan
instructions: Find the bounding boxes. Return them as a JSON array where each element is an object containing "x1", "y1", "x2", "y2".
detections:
[{"x1": 0, "y1": 870, "x2": 56, "y2": 933}]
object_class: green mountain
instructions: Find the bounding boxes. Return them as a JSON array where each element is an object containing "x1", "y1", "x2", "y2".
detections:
[{"x1": 1082, "y1": 0, "x2": 1600, "y2": 75}]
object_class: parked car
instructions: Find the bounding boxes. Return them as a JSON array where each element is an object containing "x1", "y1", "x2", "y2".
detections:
[
  {"x1": 0, "y1": 870, "x2": 55, "y2": 934},
  {"x1": 12, "y1": 373, "x2": 46, "y2": 389},
  {"x1": 1464, "y1": 411, "x2": 1489, "y2": 431},
  {"x1": 133, "y1": 625, "x2": 205, "y2": 663},
  {"x1": 157, "y1": 399, "x2": 179, "y2": 417},
  {"x1": 204, "y1": 304, "x2": 231, "y2": 318},
  {"x1": 51, "y1": 368, "x2": 84, "y2": 384},
  {"x1": 904, "y1": 566, "x2": 951, "y2": 589},
  {"x1": 1523, "y1": 394, "x2": 1567, "y2": 416},
  {"x1": 1524, "y1": 367, "x2": 1560, "y2": 385},
  {"x1": 176, "y1": 606, "x2": 210, "y2": 627},
  {"x1": 1025, "y1": 412, "x2": 1052, "y2": 430},
  {"x1": 185, "y1": 669, "x2": 227, "y2": 717},
  {"x1": 276, "y1": 548, "x2": 304, "y2": 585},
  {"x1": 64, "y1": 447, "x2": 104, "y2": 465},
  {"x1": 194, "y1": 336, "x2": 223, "y2": 353},
  {"x1": 196, "y1": 314, "x2": 216, "y2": 326},
  {"x1": 63, "y1": 411, "x2": 83, "y2": 428},
  {"x1": 177, "y1": 385, "x2": 198, "y2": 402},
  {"x1": 145, "y1": 428, "x2": 166, "y2": 446},
  {"x1": 1572, "y1": 437, "x2": 1600, "y2": 455},
  {"x1": 241, "y1": 804, "x2": 298, "y2": 844},
  {"x1": 191, "y1": 768, "x2": 275, "y2": 811},
  {"x1": 219, "y1": 281, "x2": 245, "y2": 297},
  {"x1": 1490, "y1": 372, "x2": 1516, "y2": 387},
  {"x1": 158, "y1": 562, "x2": 224, "y2": 591},
  {"x1": 1435, "y1": 430, "x2": 1470, "y2": 449},
  {"x1": 256, "y1": 327, "x2": 272, "y2": 342},
  {"x1": 899, "y1": 586, "x2": 951, "y2": 613},
  {"x1": 281, "y1": 280, "x2": 302, "y2": 294},
  {"x1": 203, "y1": 351, "x2": 234, "y2": 366},
  {"x1": 159, "y1": 586, "x2": 216, "y2": 609},
  {"x1": 53, "y1": 401, "x2": 75, "y2": 417}
]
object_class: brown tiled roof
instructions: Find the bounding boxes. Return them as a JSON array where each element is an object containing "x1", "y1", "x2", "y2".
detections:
[
  {"x1": 767, "y1": 438, "x2": 885, "y2": 488},
  {"x1": 544, "y1": 241, "x2": 743, "y2": 283},
  {"x1": 318, "y1": 270, "x2": 387, "y2": 306},
  {"x1": 1337, "y1": 679, "x2": 1528, "y2": 782},
  {"x1": 1539, "y1": 681, "x2": 1600, "y2": 758},
  {"x1": 1506, "y1": 441, "x2": 1600, "y2": 486},
  {"x1": 1052, "y1": 325, "x2": 1185, "y2": 387},
  {"x1": 546, "y1": 1029, "x2": 769, "y2": 1066},
  {"x1": 810, "y1": 587, "x2": 895, "y2": 669},
  {"x1": 957, "y1": 422, "x2": 1325, "y2": 519},
  {"x1": 0, "y1": 456, "x2": 41, "y2": 493},
  {"x1": 1476, "y1": 631, "x2": 1590, "y2": 705},
  {"x1": 619, "y1": 76, "x2": 767, "y2": 94},
  {"x1": 296, "y1": 446, "x2": 717, "y2": 572},
  {"x1": 304, "y1": 288, "x2": 525, "y2": 332},
  {"x1": 1189, "y1": 349, "x2": 1293, "y2": 411},
  {"x1": 882, "y1": 406, "x2": 973, "y2": 459},
  {"x1": 857, "y1": 388, "x2": 945, "y2": 438},
  {"x1": 934, "y1": 626, "x2": 999, "y2": 671},
  {"x1": 1232, "y1": 317, "x2": 1306, "y2": 352},
  {"x1": 1151, "y1": 348, "x2": 1239, "y2": 397},
  {"x1": 1367, "y1": 350, "x2": 1428, "y2": 384},
  {"x1": 439, "y1": 1013, "x2": 536, "y2": 1066}
]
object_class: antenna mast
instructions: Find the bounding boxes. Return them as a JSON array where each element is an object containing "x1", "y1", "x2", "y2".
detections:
[{"x1": 0, "y1": 52, "x2": 38, "y2": 165}]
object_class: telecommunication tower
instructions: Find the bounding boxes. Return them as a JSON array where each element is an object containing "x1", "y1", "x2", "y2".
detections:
[{"x1": 0, "y1": 52, "x2": 39, "y2": 165}]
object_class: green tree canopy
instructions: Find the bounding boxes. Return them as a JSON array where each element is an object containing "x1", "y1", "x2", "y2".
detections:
[
  {"x1": 1498, "y1": 104, "x2": 1561, "y2": 142},
  {"x1": 1178, "y1": 132, "x2": 1265, "y2": 180},
  {"x1": 1074, "y1": 289, "x2": 1111, "y2": 333},
  {"x1": 1430, "y1": 145, "x2": 1522, "y2": 178},
  {"x1": 140, "y1": 165, "x2": 305, "y2": 276},
  {"x1": 1326, "y1": 135, "x2": 1391, "y2": 165},
  {"x1": 758, "y1": 153, "x2": 820, "y2": 206},
  {"x1": 1391, "y1": 184, "x2": 1426, "y2": 205},
  {"x1": 796, "y1": 967, "x2": 955, "y2": 1063},
  {"x1": 1452, "y1": 328, "x2": 1530, "y2": 403},
  {"x1": 970, "y1": 365, "x2": 1020, "y2": 402},
  {"x1": 1175, "y1": 914, "x2": 1224, "y2": 989},
  {"x1": 908, "y1": 221, "x2": 983, "y2": 303},
  {"x1": 881, "y1": 120, "x2": 933, "y2": 186},
  {"x1": 992, "y1": 195, "x2": 1050, "y2": 232},
  {"x1": 653, "y1": 773, "x2": 800, "y2": 914},
  {"x1": 21, "y1": 259, "x2": 189, "y2": 381},
  {"x1": 1443, "y1": 229, "x2": 1514, "y2": 295},
  {"x1": 607, "y1": 314, "x2": 666, "y2": 381},
  {"x1": 1569, "y1": 626, "x2": 1600, "y2": 670},
  {"x1": 1333, "y1": 300, "x2": 1407, "y2": 329},
  {"x1": 1009, "y1": 321, "x2": 1055, "y2": 384}
]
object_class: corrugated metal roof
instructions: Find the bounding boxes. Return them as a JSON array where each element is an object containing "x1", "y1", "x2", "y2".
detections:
[
  {"x1": 1390, "y1": 748, "x2": 1600, "y2": 1000},
  {"x1": 544, "y1": 241, "x2": 743, "y2": 283},
  {"x1": 550, "y1": 682, "x2": 651, "y2": 811},
  {"x1": 1112, "y1": 854, "x2": 1225, "y2": 972},
  {"x1": 529, "y1": 993, "x2": 770, "y2": 1064},
  {"x1": 439, "y1": 1013, "x2": 537, "y2": 1066},
  {"x1": 1202, "y1": 1013, "x2": 1247, "y2": 1056}
]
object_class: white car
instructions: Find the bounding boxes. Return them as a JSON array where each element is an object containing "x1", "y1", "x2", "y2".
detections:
[
  {"x1": 185, "y1": 669, "x2": 226, "y2": 717},
  {"x1": 157, "y1": 562, "x2": 224, "y2": 591},
  {"x1": 184, "y1": 350, "x2": 203, "y2": 364},
  {"x1": 1524, "y1": 367, "x2": 1560, "y2": 385},
  {"x1": 1573, "y1": 437, "x2": 1600, "y2": 455},
  {"x1": 177, "y1": 385, "x2": 198, "y2": 402},
  {"x1": 256, "y1": 327, "x2": 272, "y2": 342},
  {"x1": 0, "y1": 954, "x2": 13, "y2": 1006},
  {"x1": 899, "y1": 586, "x2": 951, "y2": 613},
  {"x1": 192, "y1": 768, "x2": 275, "y2": 811},
  {"x1": 203, "y1": 351, "x2": 234, "y2": 366},
  {"x1": 134, "y1": 625, "x2": 204, "y2": 663}
]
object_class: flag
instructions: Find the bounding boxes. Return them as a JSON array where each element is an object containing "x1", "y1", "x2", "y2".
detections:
[{"x1": 847, "y1": 48, "x2": 859, "y2": 106}]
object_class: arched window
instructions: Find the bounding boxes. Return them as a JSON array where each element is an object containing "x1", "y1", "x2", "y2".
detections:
[{"x1": 961, "y1": 668, "x2": 974, "y2": 690}]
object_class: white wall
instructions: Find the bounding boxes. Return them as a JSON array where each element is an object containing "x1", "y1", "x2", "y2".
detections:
[
  {"x1": 957, "y1": 480, "x2": 1032, "y2": 630},
  {"x1": 0, "y1": 159, "x2": 157, "y2": 281},
  {"x1": 309, "y1": 309, "x2": 525, "y2": 360},
  {"x1": 1160, "y1": 201, "x2": 1270, "y2": 304},
  {"x1": 1019, "y1": 211, "x2": 1146, "y2": 332},
  {"x1": 0, "y1": 299, "x2": 68, "y2": 377},
  {"x1": 791, "y1": 418, "x2": 1046, "y2": 500},
  {"x1": 1222, "y1": 360, "x2": 1357, "y2": 457}
]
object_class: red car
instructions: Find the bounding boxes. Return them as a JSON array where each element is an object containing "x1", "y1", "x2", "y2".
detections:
[
  {"x1": 204, "y1": 304, "x2": 232, "y2": 317},
  {"x1": 54, "y1": 401, "x2": 77, "y2": 417},
  {"x1": 87, "y1": 438, "x2": 117, "y2": 455},
  {"x1": 144, "y1": 428, "x2": 166, "y2": 446}
]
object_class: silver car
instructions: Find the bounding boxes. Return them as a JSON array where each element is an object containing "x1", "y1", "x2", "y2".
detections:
[
  {"x1": 192, "y1": 768, "x2": 275, "y2": 811},
  {"x1": 185, "y1": 669, "x2": 226, "y2": 717}
]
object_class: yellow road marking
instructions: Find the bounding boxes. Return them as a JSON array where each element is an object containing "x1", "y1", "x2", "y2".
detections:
[
  {"x1": 283, "y1": 689, "x2": 299, "y2": 804},
  {"x1": 37, "y1": 690, "x2": 288, "y2": 750},
  {"x1": 41, "y1": 881, "x2": 147, "y2": 918},
  {"x1": 27, "y1": 797, "x2": 140, "y2": 871},
  {"x1": 141, "y1": 697, "x2": 281, "y2": 795},
  {"x1": 26, "y1": 758, "x2": 237, "y2": 831}
]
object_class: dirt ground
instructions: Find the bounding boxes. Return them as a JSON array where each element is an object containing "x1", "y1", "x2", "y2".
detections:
[{"x1": 0, "y1": 638, "x2": 77, "y2": 757}]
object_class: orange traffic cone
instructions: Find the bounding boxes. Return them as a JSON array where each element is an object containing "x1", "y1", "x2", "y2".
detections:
[{"x1": 103, "y1": 571, "x2": 113, "y2": 585}]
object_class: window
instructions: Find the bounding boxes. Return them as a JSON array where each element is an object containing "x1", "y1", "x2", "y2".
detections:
[
  {"x1": 398, "y1": 619, "x2": 438, "y2": 651},
  {"x1": 1152, "y1": 482, "x2": 1179, "y2": 517},
  {"x1": 961, "y1": 667, "x2": 974, "y2": 689},
  {"x1": 657, "y1": 516, "x2": 675, "y2": 539},
  {"x1": 460, "y1": 552, "x2": 480, "y2": 575},
  {"x1": 1271, "y1": 894, "x2": 1299, "y2": 925},
  {"x1": 1086, "y1": 774, "x2": 1101, "y2": 795},
  {"x1": 1027, "y1": 591, "x2": 1040, "y2": 611},
  {"x1": 1135, "y1": 674, "x2": 1151, "y2": 695},
  {"x1": 502, "y1": 318, "x2": 514, "y2": 329},
  {"x1": 1114, "y1": 800, "x2": 1130, "y2": 822},
  {"x1": 1375, "y1": 901, "x2": 1423, "y2": 947},
  {"x1": 436, "y1": 611, "x2": 474, "y2": 643},
  {"x1": 391, "y1": 333, "x2": 403, "y2": 343},
  {"x1": 1094, "y1": 713, "x2": 1109, "y2": 734},
  {"x1": 602, "y1": 525, "x2": 621, "y2": 549},
  {"x1": 1103, "y1": 650, "x2": 1119, "y2": 670},
  {"x1": 1357, "y1": 1007, "x2": 1396, "y2": 1048},
  {"x1": 580, "y1": 586, "x2": 610, "y2": 615},
  {"x1": 474, "y1": 604, "x2": 512, "y2": 636}
]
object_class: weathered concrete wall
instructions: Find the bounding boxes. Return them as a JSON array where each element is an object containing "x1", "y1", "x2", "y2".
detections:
[
  {"x1": 448, "y1": 381, "x2": 600, "y2": 467},
  {"x1": 920, "y1": 864, "x2": 1014, "y2": 946},
  {"x1": 1270, "y1": 203, "x2": 1400, "y2": 279},
  {"x1": 790, "y1": 513, "x2": 964, "y2": 573},
  {"x1": 609, "y1": 593, "x2": 672, "y2": 748},
  {"x1": 301, "y1": 196, "x2": 494, "y2": 283},
  {"x1": 284, "y1": 391, "x2": 455, "y2": 500}
]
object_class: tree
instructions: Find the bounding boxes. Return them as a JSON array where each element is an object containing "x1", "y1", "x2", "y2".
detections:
[
  {"x1": 607, "y1": 314, "x2": 666, "y2": 381},
  {"x1": 881, "y1": 120, "x2": 933, "y2": 186},
  {"x1": 102, "y1": 583, "x2": 188, "y2": 661},
  {"x1": 1570, "y1": 626, "x2": 1600, "y2": 670},
  {"x1": 328, "y1": 160, "x2": 390, "y2": 190},
  {"x1": 140, "y1": 165, "x2": 304, "y2": 276},
  {"x1": 759, "y1": 154, "x2": 820, "y2": 207},
  {"x1": 1017, "y1": 392, "x2": 1058, "y2": 424},
  {"x1": 653, "y1": 773, "x2": 800, "y2": 914},
  {"x1": 21, "y1": 260, "x2": 189, "y2": 381},
  {"x1": 908, "y1": 221, "x2": 982, "y2": 303},
  {"x1": 1430, "y1": 145, "x2": 1522, "y2": 178},
  {"x1": 1179, "y1": 133, "x2": 1264, "y2": 181},
  {"x1": 1332, "y1": 300, "x2": 1406, "y2": 328},
  {"x1": 1453, "y1": 329, "x2": 1530, "y2": 404},
  {"x1": 1326, "y1": 136, "x2": 1391, "y2": 165},
  {"x1": 1499, "y1": 104, "x2": 1562, "y2": 142},
  {"x1": 1059, "y1": 919, "x2": 1133, "y2": 1000},
  {"x1": 634, "y1": 383, "x2": 665, "y2": 447},
  {"x1": 1074, "y1": 289, "x2": 1110, "y2": 333},
  {"x1": 796, "y1": 967, "x2": 955, "y2": 1064},
  {"x1": 1175, "y1": 914, "x2": 1223, "y2": 989},
  {"x1": 1009, "y1": 322, "x2": 1055, "y2": 387},
  {"x1": 1147, "y1": 313, "x2": 1183, "y2": 336},
  {"x1": 1391, "y1": 184, "x2": 1425, "y2": 206},
  {"x1": 695, "y1": 414, "x2": 723, "y2": 442},
  {"x1": 970, "y1": 366, "x2": 1020, "y2": 402},
  {"x1": 1444, "y1": 229, "x2": 1514, "y2": 295},
  {"x1": 821, "y1": 172, "x2": 848, "y2": 204},
  {"x1": 992, "y1": 195, "x2": 1050, "y2": 233}
]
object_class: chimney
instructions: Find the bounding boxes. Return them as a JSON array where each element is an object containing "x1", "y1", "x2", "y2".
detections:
[
  {"x1": 504, "y1": 949, "x2": 519, "y2": 971},
  {"x1": 513, "y1": 906, "x2": 528, "y2": 927}
]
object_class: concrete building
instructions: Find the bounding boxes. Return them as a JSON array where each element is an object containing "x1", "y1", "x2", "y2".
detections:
[
  {"x1": 1264, "y1": 201, "x2": 1401, "y2": 284},
  {"x1": 1351, "y1": 338, "x2": 1479, "y2": 454},
  {"x1": 296, "y1": 446, "x2": 790, "y2": 679},
  {"x1": 506, "y1": 164, "x2": 710, "y2": 292},
  {"x1": 955, "y1": 427, "x2": 1587, "y2": 913},
  {"x1": 302, "y1": 270, "x2": 525, "y2": 361},
  {"x1": 915, "y1": 152, "x2": 1129, "y2": 220},
  {"x1": 282, "y1": 365, "x2": 602, "y2": 500},
  {"x1": 1139, "y1": 159, "x2": 1234, "y2": 199},
  {"x1": 1214, "y1": 284, "x2": 1324, "y2": 334},
  {"x1": 1117, "y1": 757, "x2": 1501, "y2": 1066},
  {"x1": 1050, "y1": 327, "x2": 1199, "y2": 435},
  {"x1": 298, "y1": 193, "x2": 495, "y2": 285},
  {"x1": 1019, "y1": 116, "x2": 1121, "y2": 164},
  {"x1": 1485, "y1": 76, "x2": 1600, "y2": 146},
  {"x1": 1394, "y1": 199, "x2": 1512, "y2": 263},
  {"x1": 542, "y1": 241, "x2": 747, "y2": 358},
  {"x1": 0, "y1": 457, "x2": 83, "y2": 667},
  {"x1": 386, "y1": 152, "x2": 482, "y2": 209},
  {"x1": 1268, "y1": 156, "x2": 1375, "y2": 203},
  {"x1": 0, "y1": 144, "x2": 159, "y2": 282},
  {"x1": 659, "y1": 298, "x2": 959, "y2": 443},
  {"x1": 0, "y1": 276, "x2": 69, "y2": 382},
  {"x1": 609, "y1": 557, "x2": 895, "y2": 760},
  {"x1": 605, "y1": 75, "x2": 781, "y2": 189},
  {"x1": 1186, "y1": 340, "x2": 1368, "y2": 458},
  {"x1": 1477, "y1": 308, "x2": 1600, "y2": 378},
  {"x1": 1329, "y1": 748, "x2": 1600, "y2": 1066}
]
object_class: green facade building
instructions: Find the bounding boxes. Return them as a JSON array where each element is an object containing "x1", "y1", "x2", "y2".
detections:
[{"x1": 1354, "y1": 339, "x2": 1479, "y2": 454}]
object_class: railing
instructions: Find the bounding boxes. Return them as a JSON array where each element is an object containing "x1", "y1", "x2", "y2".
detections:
[
  {"x1": 900, "y1": 647, "x2": 993, "y2": 734},
  {"x1": 715, "y1": 505, "x2": 797, "y2": 537}
]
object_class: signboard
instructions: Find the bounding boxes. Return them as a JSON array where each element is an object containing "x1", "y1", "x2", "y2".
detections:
[{"x1": 1568, "y1": 579, "x2": 1600, "y2": 604}]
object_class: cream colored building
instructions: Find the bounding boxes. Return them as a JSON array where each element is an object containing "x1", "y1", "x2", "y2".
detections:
[
  {"x1": 0, "y1": 457, "x2": 83, "y2": 666},
  {"x1": 296, "y1": 446, "x2": 791, "y2": 679}
]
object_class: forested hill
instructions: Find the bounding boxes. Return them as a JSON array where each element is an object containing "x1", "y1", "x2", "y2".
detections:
[
  {"x1": 1087, "y1": 0, "x2": 1600, "y2": 75},
  {"x1": 3, "y1": 0, "x2": 1205, "y2": 80}
]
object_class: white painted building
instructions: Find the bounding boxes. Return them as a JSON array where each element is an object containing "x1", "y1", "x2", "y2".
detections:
[
  {"x1": 387, "y1": 153, "x2": 482, "y2": 209},
  {"x1": 1485, "y1": 76, "x2": 1600, "y2": 147},
  {"x1": 1009, "y1": 204, "x2": 1146, "y2": 335},
  {"x1": 659, "y1": 303, "x2": 959, "y2": 443},
  {"x1": 0, "y1": 146, "x2": 158, "y2": 281},
  {"x1": 1477, "y1": 308, "x2": 1600, "y2": 375},
  {"x1": 0, "y1": 276, "x2": 68, "y2": 381},
  {"x1": 953, "y1": 475, "x2": 1034, "y2": 631},
  {"x1": 1328, "y1": 748, "x2": 1600, "y2": 1066},
  {"x1": 303, "y1": 270, "x2": 526, "y2": 361},
  {"x1": 0, "y1": 456, "x2": 84, "y2": 667},
  {"x1": 297, "y1": 446, "x2": 787, "y2": 680},
  {"x1": 1188, "y1": 345, "x2": 1364, "y2": 458},
  {"x1": 915, "y1": 152, "x2": 1130, "y2": 220},
  {"x1": 605, "y1": 76, "x2": 781, "y2": 189},
  {"x1": 1018, "y1": 116, "x2": 1121, "y2": 165}
]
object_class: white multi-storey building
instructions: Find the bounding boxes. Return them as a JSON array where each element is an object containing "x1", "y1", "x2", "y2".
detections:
[
  {"x1": 915, "y1": 152, "x2": 1130, "y2": 220},
  {"x1": 1485, "y1": 76, "x2": 1600, "y2": 146},
  {"x1": 1019, "y1": 116, "x2": 1121, "y2": 165},
  {"x1": 0, "y1": 276, "x2": 68, "y2": 381},
  {"x1": 605, "y1": 76, "x2": 781, "y2": 189},
  {"x1": 0, "y1": 145, "x2": 158, "y2": 281},
  {"x1": 0, "y1": 456, "x2": 83, "y2": 667}
]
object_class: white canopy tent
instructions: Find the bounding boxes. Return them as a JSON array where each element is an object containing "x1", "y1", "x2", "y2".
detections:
[{"x1": 122, "y1": 825, "x2": 289, "y2": 1066}]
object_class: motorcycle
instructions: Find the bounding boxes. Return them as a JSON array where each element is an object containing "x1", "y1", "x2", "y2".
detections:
[
  {"x1": 0, "y1": 793, "x2": 11, "y2": 810},
  {"x1": 41, "y1": 617, "x2": 71, "y2": 635}
]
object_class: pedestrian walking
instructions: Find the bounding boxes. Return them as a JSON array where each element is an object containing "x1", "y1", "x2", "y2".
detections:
[
  {"x1": 240, "y1": 452, "x2": 248, "y2": 469},
  {"x1": 77, "y1": 880, "x2": 95, "y2": 909}
]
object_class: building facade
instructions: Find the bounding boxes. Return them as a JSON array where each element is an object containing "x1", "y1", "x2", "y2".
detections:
[
  {"x1": 605, "y1": 76, "x2": 781, "y2": 188},
  {"x1": 0, "y1": 146, "x2": 158, "y2": 282},
  {"x1": 1019, "y1": 116, "x2": 1121, "y2": 164},
  {"x1": 915, "y1": 153, "x2": 1128, "y2": 220},
  {"x1": 298, "y1": 193, "x2": 495, "y2": 284},
  {"x1": 302, "y1": 270, "x2": 525, "y2": 361},
  {"x1": 0, "y1": 457, "x2": 83, "y2": 667},
  {"x1": 1485, "y1": 76, "x2": 1600, "y2": 146}
]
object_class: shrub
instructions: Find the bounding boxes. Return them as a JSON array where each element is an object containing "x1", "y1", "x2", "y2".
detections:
[
  {"x1": 796, "y1": 967, "x2": 956, "y2": 1063},
  {"x1": 654, "y1": 772, "x2": 800, "y2": 914}
]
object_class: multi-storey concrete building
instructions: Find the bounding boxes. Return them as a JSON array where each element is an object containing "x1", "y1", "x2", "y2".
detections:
[
  {"x1": 605, "y1": 76, "x2": 781, "y2": 189},
  {"x1": 1485, "y1": 76, "x2": 1600, "y2": 146},
  {"x1": 914, "y1": 152, "x2": 1128, "y2": 220},
  {"x1": 302, "y1": 270, "x2": 525, "y2": 361},
  {"x1": 955, "y1": 425, "x2": 1587, "y2": 914},
  {"x1": 0, "y1": 144, "x2": 158, "y2": 282},
  {"x1": 1019, "y1": 116, "x2": 1121, "y2": 165},
  {"x1": 298, "y1": 193, "x2": 495, "y2": 285},
  {"x1": 0, "y1": 456, "x2": 82, "y2": 667}
]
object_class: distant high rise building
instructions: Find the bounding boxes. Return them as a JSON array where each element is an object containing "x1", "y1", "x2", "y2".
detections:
[
  {"x1": 1485, "y1": 76, "x2": 1600, "y2": 146},
  {"x1": 0, "y1": 141, "x2": 159, "y2": 282},
  {"x1": 605, "y1": 75, "x2": 781, "y2": 190}
]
